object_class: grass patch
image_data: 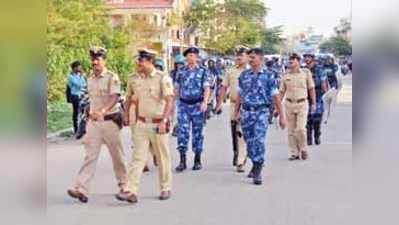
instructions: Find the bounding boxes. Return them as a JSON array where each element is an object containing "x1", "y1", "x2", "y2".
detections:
[{"x1": 47, "y1": 101, "x2": 72, "y2": 133}]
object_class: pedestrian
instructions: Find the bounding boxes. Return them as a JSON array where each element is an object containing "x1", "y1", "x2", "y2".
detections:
[
  {"x1": 303, "y1": 54, "x2": 328, "y2": 145},
  {"x1": 234, "y1": 48, "x2": 285, "y2": 185},
  {"x1": 279, "y1": 53, "x2": 316, "y2": 161},
  {"x1": 117, "y1": 49, "x2": 174, "y2": 203},
  {"x1": 215, "y1": 46, "x2": 249, "y2": 173},
  {"x1": 67, "y1": 47, "x2": 127, "y2": 203},
  {"x1": 67, "y1": 60, "x2": 86, "y2": 134},
  {"x1": 174, "y1": 47, "x2": 211, "y2": 172}
]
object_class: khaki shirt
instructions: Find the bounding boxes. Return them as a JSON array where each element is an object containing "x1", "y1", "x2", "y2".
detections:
[
  {"x1": 222, "y1": 65, "x2": 246, "y2": 101},
  {"x1": 279, "y1": 68, "x2": 315, "y2": 100},
  {"x1": 126, "y1": 69, "x2": 174, "y2": 118},
  {"x1": 87, "y1": 69, "x2": 121, "y2": 114}
]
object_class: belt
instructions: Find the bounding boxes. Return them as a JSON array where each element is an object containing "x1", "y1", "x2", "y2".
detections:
[
  {"x1": 242, "y1": 104, "x2": 268, "y2": 111},
  {"x1": 286, "y1": 98, "x2": 307, "y2": 103},
  {"x1": 180, "y1": 97, "x2": 203, "y2": 105},
  {"x1": 103, "y1": 112, "x2": 121, "y2": 121},
  {"x1": 137, "y1": 116, "x2": 162, "y2": 124}
]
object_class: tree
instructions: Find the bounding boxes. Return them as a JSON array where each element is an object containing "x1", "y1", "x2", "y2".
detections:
[
  {"x1": 47, "y1": 0, "x2": 134, "y2": 102},
  {"x1": 319, "y1": 36, "x2": 352, "y2": 56},
  {"x1": 185, "y1": 0, "x2": 268, "y2": 54}
]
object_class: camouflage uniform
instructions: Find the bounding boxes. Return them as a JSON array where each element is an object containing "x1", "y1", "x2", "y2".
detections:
[
  {"x1": 174, "y1": 65, "x2": 211, "y2": 154},
  {"x1": 306, "y1": 64, "x2": 327, "y2": 145},
  {"x1": 238, "y1": 68, "x2": 279, "y2": 163}
]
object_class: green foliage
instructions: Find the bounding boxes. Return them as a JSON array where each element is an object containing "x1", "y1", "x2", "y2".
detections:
[
  {"x1": 47, "y1": 101, "x2": 72, "y2": 133},
  {"x1": 47, "y1": 0, "x2": 134, "y2": 102},
  {"x1": 319, "y1": 36, "x2": 352, "y2": 56},
  {"x1": 185, "y1": 0, "x2": 269, "y2": 54}
]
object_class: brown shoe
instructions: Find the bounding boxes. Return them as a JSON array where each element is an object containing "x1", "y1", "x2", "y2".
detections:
[
  {"x1": 288, "y1": 155, "x2": 300, "y2": 161},
  {"x1": 67, "y1": 189, "x2": 88, "y2": 203},
  {"x1": 236, "y1": 164, "x2": 245, "y2": 173},
  {"x1": 115, "y1": 191, "x2": 138, "y2": 203},
  {"x1": 301, "y1": 151, "x2": 308, "y2": 160},
  {"x1": 143, "y1": 165, "x2": 150, "y2": 172},
  {"x1": 159, "y1": 191, "x2": 171, "y2": 200}
]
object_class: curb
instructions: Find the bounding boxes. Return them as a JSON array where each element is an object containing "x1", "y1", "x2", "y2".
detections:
[{"x1": 47, "y1": 127, "x2": 73, "y2": 139}]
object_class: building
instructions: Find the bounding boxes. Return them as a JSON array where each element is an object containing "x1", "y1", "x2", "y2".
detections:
[{"x1": 106, "y1": 0, "x2": 196, "y2": 71}]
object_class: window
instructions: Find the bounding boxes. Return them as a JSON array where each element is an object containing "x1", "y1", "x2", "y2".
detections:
[{"x1": 153, "y1": 15, "x2": 158, "y2": 25}]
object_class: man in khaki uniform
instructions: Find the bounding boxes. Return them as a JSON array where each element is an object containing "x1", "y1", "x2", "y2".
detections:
[
  {"x1": 279, "y1": 53, "x2": 316, "y2": 160},
  {"x1": 67, "y1": 47, "x2": 127, "y2": 203},
  {"x1": 215, "y1": 46, "x2": 248, "y2": 172},
  {"x1": 117, "y1": 49, "x2": 174, "y2": 203}
]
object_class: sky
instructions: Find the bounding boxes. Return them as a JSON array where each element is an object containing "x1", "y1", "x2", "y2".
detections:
[{"x1": 264, "y1": 0, "x2": 352, "y2": 37}]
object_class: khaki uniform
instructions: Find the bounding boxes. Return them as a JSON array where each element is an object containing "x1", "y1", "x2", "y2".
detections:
[
  {"x1": 74, "y1": 69, "x2": 127, "y2": 195},
  {"x1": 222, "y1": 66, "x2": 247, "y2": 165},
  {"x1": 280, "y1": 68, "x2": 315, "y2": 156},
  {"x1": 128, "y1": 92, "x2": 156, "y2": 163},
  {"x1": 125, "y1": 69, "x2": 174, "y2": 195}
]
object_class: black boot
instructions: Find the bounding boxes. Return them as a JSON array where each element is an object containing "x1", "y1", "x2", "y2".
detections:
[
  {"x1": 175, "y1": 153, "x2": 187, "y2": 172},
  {"x1": 247, "y1": 164, "x2": 255, "y2": 178},
  {"x1": 192, "y1": 154, "x2": 202, "y2": 170},
  {"x1": 314, "y1": 122, "x2": 321, "y2": 145},
  {"x1": 253, "y1": 162, "x2": 263, "y2": 185},
  {"x1": 231, "y1": 121, "x2": 238, "y2": 166},
  {"x1": 306, "y1": 120, "x2": 313, "y2": 146}
]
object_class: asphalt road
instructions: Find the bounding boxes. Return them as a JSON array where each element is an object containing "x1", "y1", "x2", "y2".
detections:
[{"x1": 47, "y1": 76, "x2": 352, "y2": 225}]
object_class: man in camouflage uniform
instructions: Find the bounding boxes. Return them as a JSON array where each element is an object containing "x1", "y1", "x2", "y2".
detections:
[
  {"x1": 174, "y1": 47, "x2": 211, "y2": 172},
  {"x1": 234, "y1": 48, "x2": 285, "y2": 185}
]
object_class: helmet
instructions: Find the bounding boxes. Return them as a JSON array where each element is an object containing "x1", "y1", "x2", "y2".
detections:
[
  {"x1": 154, "y1": 58, "x2": 165, "y2": 70},
  {"x1": 174, "y1": 54, "x2": 185, "y2": 64}
]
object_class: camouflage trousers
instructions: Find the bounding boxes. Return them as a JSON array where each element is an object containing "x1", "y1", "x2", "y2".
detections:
[
  {"x1": 177, "y1": 101, "x2": 205, "y2": 154},
  {"x1": 240, "y1": 109, "x2": 269, "y2": 163}
]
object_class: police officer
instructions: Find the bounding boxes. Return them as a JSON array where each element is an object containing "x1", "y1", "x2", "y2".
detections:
[
  {"x1": 174, "y1": 47, "x2": 211, "y2": 172},
  {"x1": 322, "y1": 56, "x2": 340, "y2": 124},
  {"x1": 117, "y1": 49, "x2": 174, "y2": 203},
  {"x1": 303, "y1": 54, "x2": 328, "y2": 145},
  {"x1": 280, "y1": 53, "x2": 316, "y2": 160},
  {"x1": 170, "y1": 54, "x2": 185, "y2": 137},
  {"x1": 266, "y1": 60, "x2": 279, "y2": 124},
  {"x1": 215, "y1": 46, "x2": 249, "y2": 173},
  {"x1": 155, "y1": 58, "x2": 165, "y2": 71},
  {"x1": 234, "y1": 48, "x2": 285, "y2": 185},
  {"x1": 206, "y1": 57, "x2": 218, "y2": 120},
  {"x1": 67, "y1": 47, "x2": 127, "y2": 203}
]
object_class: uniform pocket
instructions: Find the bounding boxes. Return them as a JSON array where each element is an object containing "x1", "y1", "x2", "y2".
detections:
[{"x1": 149, "y1": 83, "x2": 161, "y2": 100}]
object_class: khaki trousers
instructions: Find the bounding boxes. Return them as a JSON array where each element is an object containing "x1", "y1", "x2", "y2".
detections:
[
  {"x1": 127, "y1": 121, "x2": 172, "y2": 195},
  {"x1": 284, "y1": 101, "x2": 309, "y2": 156},
  {"x1": 75, "y1": 120, "x2": 127, "y2": 195},
  {"x1": 230, "y1": 103, "x2": 247, "y2": 165}
]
